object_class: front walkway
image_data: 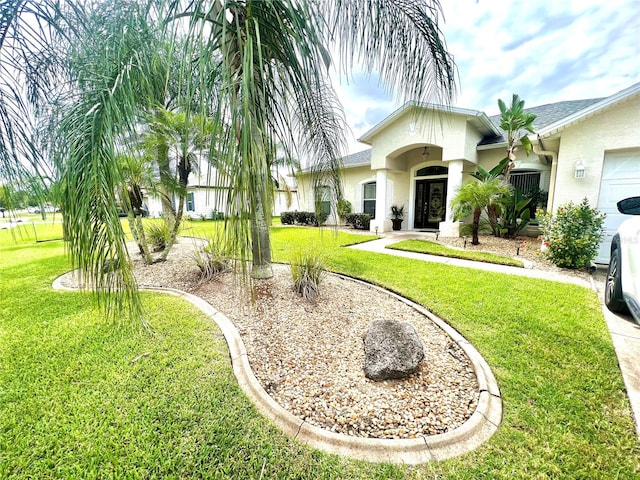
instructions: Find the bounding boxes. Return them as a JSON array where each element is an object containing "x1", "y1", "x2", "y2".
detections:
[
  {"x1": 348, "y1": 231, "x2": 640, "y2": 440},
  {"x1": 348, "y1": 231, "x2": 592, "y2": 287}
]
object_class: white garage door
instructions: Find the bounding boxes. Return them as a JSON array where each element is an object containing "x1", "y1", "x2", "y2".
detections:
[{"x1": 596, "y1": 150, "x2": 640, "y2": 264}]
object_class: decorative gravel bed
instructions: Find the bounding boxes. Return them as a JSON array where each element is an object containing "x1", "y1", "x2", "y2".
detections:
[{"x1": 108, "y1": 238, "x2": 479, "y2": 439}]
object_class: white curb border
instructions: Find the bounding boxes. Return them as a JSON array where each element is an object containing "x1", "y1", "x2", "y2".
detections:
[{"x1": 52, "y1": 272, "x2": 502, "y2": 464}]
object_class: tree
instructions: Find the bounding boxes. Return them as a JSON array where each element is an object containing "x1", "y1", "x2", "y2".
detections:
[
  {"x1": 2, "y1": 0, "x2": 457, "y2": 320},
  {"x1": 140, "y1": 108, "x2": 216, "y2": 261},
  {"x1": 497, "y1": 94, "x2": 537, "y2": 182},
  {"x1": 179, "y1": 0, "x2": 456, "y2": 279},
  {"x1": 451, "y1": 177, "x2": 512, "y2": 245}
]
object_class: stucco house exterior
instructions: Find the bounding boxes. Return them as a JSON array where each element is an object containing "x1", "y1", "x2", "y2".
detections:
[
  {"x1": 145, "y1": 159, "x2": 299, "y2": 220},
  {"x1": 297, "y1": 82, "x2": 640, "y2": 263}
]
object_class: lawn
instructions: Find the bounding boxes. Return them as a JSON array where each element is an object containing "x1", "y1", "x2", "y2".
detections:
[
  {"x1": 387, "y1": 239, "x2": 524, "y2": 267},
  {"x1": 1, "y1": 224, "x2": 638, "y2": 478}
]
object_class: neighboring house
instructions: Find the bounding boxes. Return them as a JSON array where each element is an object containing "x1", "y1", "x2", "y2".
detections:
[
  {"x1": 145, "y1": 157, "x2": 299, "y2": 219},
  {"x1": 297, "y1": 82, "x2": 640, "y2": 263}
]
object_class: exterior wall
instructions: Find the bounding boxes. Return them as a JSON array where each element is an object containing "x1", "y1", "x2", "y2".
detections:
[
  {"x1": 552, "y1": 94, "x2": 640, "y2": 211},
  {"x1": 296, "y1": 165, "x2": 376, "y2": 221},
  {"x1": 367, "y1": 109, "x2": 479, "y2": 170}
]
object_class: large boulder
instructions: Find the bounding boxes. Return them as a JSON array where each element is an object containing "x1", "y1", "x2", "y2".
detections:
[{"x1": 363, "y1": 319, "x2": 424, "y2": 381}]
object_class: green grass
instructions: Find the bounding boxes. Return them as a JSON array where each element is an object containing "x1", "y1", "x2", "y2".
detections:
[
  {"x1": 387, "y1": 239, "x2": 524, "y2": 267},
  {"x1": 1, "y1": 226, "x2": 638, "y2": 478}
]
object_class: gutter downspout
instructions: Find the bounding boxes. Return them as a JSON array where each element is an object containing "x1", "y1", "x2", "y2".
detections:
[{"x1": 532, "y1": 136, "x2": 558, "y2": 213}]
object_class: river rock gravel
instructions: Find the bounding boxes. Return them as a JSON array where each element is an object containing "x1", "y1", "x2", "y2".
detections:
[{"x1": 123, "y1": 238, "x2": 480, "y2": 439}]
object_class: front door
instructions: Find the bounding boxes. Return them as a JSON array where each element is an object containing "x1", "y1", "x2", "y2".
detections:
[{"x1": 414, "y1": 179, "x2": 447, "y2": 229}]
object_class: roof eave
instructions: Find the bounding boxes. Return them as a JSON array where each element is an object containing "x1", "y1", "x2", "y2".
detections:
[
  {"x1": 358, "y1": 101, "x2": 501, "y2": 144},
  {"x1": 535, "y1": 82, "x2": 640, "y2": 139}
]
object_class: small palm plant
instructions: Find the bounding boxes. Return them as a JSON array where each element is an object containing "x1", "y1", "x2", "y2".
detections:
[
  {"x1": 290, "y1": 249, "x2": 326, "y2": 302},
  {"x1": 192, "y1": 235, "x2": 232, "y2": 282}
]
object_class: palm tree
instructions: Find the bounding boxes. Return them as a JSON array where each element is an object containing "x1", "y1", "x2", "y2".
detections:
[
  {"x1": 3, "y1": 0, "x2": 456, "y2": 320},
  {"x1": 141, "y1": 108, "x2": 216, "y2": 261},
  {"x1": 179, "y1": 0, "x2": 456, "y2": 279},
  {"x1": 117, "y1": 153, "x2": 155, "y2": 265},
  {"x1": 451, "y1": 177, "x2": 512, "y2": 245},
  {"x1": 497, "y1": 94, "x2": 537, "y2": 182}
]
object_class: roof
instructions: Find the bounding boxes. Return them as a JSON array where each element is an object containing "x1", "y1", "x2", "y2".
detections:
[
  {"x1": 358, "y1": 102, "x2": 501, "y2": 144},
  {"x1": 341, "y1": 149, "x2": 371, "y2": 168},
  {"x1": 347, "y1": 81, "x2": 640, "y2": 159},
  {"x1": 482, "y1": 82, "x2": 640, "y2": 145},
  {"x1": 299, "y1": 149, "x2": 371, "y2": 173}
]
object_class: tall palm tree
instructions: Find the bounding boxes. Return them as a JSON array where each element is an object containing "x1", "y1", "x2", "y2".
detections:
[
  {"x1": 451, "y1": 177, "x2": 512, "y2": 245},
  {"x1": 180, "y1": 0, "x2": 457, "y2": 279},
  {"x1": 2, "y1": 0, "x2": 456, "y2": 320},
  {"x1": 498, "y1": 94, "x2": 537, "y2": 182}
]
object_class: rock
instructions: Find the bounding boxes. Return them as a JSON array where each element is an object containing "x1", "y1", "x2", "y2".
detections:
[{"x1": 363, "y1": 319, "x2": 424, "y2": 381}]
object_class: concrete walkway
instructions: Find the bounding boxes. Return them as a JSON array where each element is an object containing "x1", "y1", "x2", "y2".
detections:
[{"x1": 348, "y1": 231, "x2": 640, "y2": 440}]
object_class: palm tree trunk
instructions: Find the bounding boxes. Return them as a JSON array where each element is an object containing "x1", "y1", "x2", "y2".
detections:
[
  {"x1": 158, "y1": 193, "x2": 184, "y2": 262},
  {"x1": 250, "y1": 193, "x2": 273, "y2": 279},
  {"x1": 487, "y1": 204, "x2": 500, "y2": 237},
  {"x1": 472, "y1": 208, "x2": 481, "y2": 245},
  {"x1": 156, "y1": 134, "x2": 176, "y2": 226},
  {"x1": 126, "y1": 211, "x2": 153, "y2": 264}
]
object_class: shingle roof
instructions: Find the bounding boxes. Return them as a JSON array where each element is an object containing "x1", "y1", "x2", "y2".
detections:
[
  {"x1": 480, "y1": 98, "x2": 605, "y2": 145},
  {"x1": 341, "y1": 149, "x2": 371, "y2": 167}
]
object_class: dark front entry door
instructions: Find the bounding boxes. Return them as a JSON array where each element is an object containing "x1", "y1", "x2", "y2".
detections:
[{"x1": 414, "y1": 179, "x2": 447, "y2": 229}]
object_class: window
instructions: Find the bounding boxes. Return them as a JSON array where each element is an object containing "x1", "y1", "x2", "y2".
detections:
[
  {"x1": 186, "y1": 192, "x2": 195, "y2": 212},
  {"x1": 510, "y1": 171, "x2": 540, "y2": 195},
  {"x1": 363, "y1": 182, "x2": 376, "y2": 216},
  {"x1": 416, "y1": 166, "x2": 448, "y2": 177},
  {"x1": 315, "y1": 186, "x2": 331, "y2": 216}
]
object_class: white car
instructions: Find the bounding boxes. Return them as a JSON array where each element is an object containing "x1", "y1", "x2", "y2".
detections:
[{"x1": 605, "y1": 196, "x2": 640, "y2": 323}]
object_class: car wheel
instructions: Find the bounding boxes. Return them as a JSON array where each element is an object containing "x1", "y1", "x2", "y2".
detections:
[{"x1": 605, "y1": 246, "x2": 628, "y2": 313}]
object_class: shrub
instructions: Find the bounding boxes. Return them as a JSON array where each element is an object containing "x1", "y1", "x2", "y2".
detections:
[
  {"x1": 314, "y1": 210, "x2": 329, "y2": 226},
  {"x1": 293, "y1": 210, "x2": 311, "y2": 225},
  {"x1": 539, "y1": 198, "x2": 605, "y2": 269},
  {"x1": 192, "y1": 236, "x2": 231, "y2": 281},
  {"x1": 345, "y1": 213, "x2": 371, "y2": 230},
  {"x1": 146, "y1": 222, "x2": 172, "y2": 251},
  {"x1": 290, "y1": 249, "x2": 326, "y2": 302},
  {"x1": 281, "y1": 211, "x2": 295, "y2": 225},
  {"x1": 337, "y1": 199, "x2": 352, "y2": 222},
  {"x1": 211, "y1": 210, "x2": 225, "y2": 220}
]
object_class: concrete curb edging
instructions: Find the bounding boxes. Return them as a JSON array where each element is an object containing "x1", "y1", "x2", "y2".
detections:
[{"x1": 52, "y1": 273, "x2": 502, "y2": 464}]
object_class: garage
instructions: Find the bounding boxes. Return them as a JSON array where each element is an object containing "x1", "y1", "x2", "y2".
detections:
[{"x1": 596, "y1": 149, "x2": 640, "y2": 264}]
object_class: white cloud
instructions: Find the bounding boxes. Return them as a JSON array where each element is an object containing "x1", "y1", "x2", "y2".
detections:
[{"x1": 335, "y1": 0, "x2": 640, "y2": 152}]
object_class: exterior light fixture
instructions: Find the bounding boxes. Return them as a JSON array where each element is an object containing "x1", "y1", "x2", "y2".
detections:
[
  {"x1": 422, "y1": 146, "x2": 430, "y2": 157},
  {"x1": 574, "y1": 159, "x2": 586, "y2": 179}
]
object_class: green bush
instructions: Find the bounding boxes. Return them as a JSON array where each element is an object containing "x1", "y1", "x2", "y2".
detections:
[
  {"x1": 290, "y1": 249, "x2": 326, "y2": 302},
  {"x1": 337, "y1": 199, "x2": 352, "y2": 222},
  {"x1": 314, "y1": 210, "x2": 329, "y2": 226},
  {"x1": 281, "y1": 211, "x2": 295, "y2": 225},
  {"x1": 540, "y1": 198, "x2": 605, "y2": 269},
  {"x1": 293, "y1": 211, "x2": 312, "y2": 225},
  {"x1": 281, "y1": 210, "x2": 327, "y2": 227},
  {"x1": 192, "y1": 236, "x2": 231, "y2": 281},
  {"x1": 145, "y1": 222, "x2": 172, "y2": 251},
  {"x1": 345, "y1": 213, "x2": 371, "y2": 230}
]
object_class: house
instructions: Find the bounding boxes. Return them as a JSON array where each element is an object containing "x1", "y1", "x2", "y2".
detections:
[
  {"x1": 145, "y1": 156, "x2": 299, "y2": 220},
  {"x1": 297, "y1": 82, "x2": 640, "y2": 263}
]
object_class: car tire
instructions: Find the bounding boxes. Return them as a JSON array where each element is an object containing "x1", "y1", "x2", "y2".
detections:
[{"x1": 605, "y1": 245, "x2": 628, "y2": 313}]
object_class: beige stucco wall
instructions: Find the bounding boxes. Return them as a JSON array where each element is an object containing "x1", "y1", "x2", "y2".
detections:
[
  {"x1": 367, "y1": 109, "x2": 481, "y2": 170},
  {"x1": 551, "y1": 94, "x2": 640, "y2": 211},
  {"x1": 296, "y1": 165, "x2": 374, "y2": 213}
]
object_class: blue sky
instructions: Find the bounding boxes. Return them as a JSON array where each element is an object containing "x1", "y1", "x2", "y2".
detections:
[{"x1": 333, "y1": 0, "x2": 640, "y2": 154}]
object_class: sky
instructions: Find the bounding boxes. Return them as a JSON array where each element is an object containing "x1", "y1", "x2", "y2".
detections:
[{"x1": 332, "y1": 0, "x2": 640, "y2": 154}]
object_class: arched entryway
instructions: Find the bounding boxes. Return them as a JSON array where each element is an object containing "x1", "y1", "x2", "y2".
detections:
[{"x1": 413, "y1": 165, "x2": 448, "y2": 229}]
